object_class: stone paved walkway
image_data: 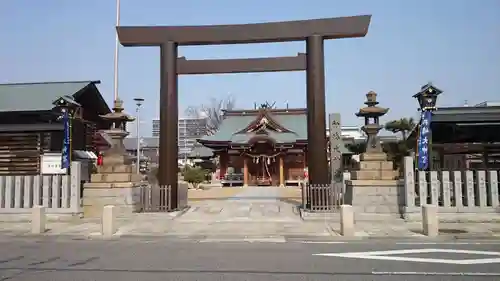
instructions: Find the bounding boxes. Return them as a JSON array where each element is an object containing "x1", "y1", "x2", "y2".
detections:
[
  {"x1": 120, "y1": 187, "x2": 330, "y2": 237},
  {"x1": 230, "y1": 186, "x2": 281, "y2": 200},
  {"x1": 177, "y1": 187, "x2": 301, "y2": 223}
]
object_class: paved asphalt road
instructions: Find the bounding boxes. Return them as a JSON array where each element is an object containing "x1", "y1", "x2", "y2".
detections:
[{"x1": 1, "y1": 236, "x2": 500, "y2": 281}]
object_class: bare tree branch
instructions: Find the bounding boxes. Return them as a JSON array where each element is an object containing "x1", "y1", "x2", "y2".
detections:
[{"x1": 185, "y1": 96, "x2": 236, "y2": 135}]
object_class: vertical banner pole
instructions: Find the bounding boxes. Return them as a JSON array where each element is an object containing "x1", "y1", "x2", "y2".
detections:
[
  {"x1": 417, "y1": 110, "x2": 432, "y2": 170},
  {"x1": 61, "y1": 109, "x2": 71, "y2": 173}
]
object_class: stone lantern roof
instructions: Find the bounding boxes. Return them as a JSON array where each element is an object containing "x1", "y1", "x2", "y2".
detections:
[
  {"x1": 356, "y1": 91, "x2": 388, "y2": 118},
  {"x1": 100, "y1": 99, "x2": 135, "y2": 123}
]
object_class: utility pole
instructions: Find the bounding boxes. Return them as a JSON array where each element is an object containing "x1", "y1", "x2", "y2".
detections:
[
  {"x1": 134, "y1": 98, "x2": 144, "y2": 174},
  {"x1": 113, "y1": 0, "x2": 121, "y2": 101},
  {"x1": 184, "y1": 121, "x2": 188, "y2": 165}
]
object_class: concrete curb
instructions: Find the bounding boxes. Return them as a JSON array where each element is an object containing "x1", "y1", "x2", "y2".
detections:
[{"x1": 1, "y1": 232, "x2": 500, "y2": 242}]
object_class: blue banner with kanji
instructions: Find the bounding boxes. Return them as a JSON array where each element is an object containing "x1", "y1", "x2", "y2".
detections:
[
  {"x1": 61, "y1": 110, "x2": 70, "y2": 169},
  {"x1": 417, "y1": 110, "x2": 432, "y2": 170}
]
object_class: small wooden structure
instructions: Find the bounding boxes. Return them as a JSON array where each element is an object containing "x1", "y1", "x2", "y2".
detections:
[{"x1": 0, "y1": 81, "x2": 111, "y2": 175}]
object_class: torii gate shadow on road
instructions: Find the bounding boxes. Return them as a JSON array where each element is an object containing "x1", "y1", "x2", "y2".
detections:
[{"x1": 117, "y1": 15, "x2": 371, "y2": 210}]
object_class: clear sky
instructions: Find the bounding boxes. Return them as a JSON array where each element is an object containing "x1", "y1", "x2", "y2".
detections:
[{"x1": 1, "y1": 0, "x2": 499, "y2": 136}]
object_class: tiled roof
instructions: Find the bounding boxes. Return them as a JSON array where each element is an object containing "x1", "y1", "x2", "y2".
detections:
[
  {"x1": 199, "y1": 110, "x2": 352, "y2": 154},
  {"x1": 0, "y1": 80, "x2": 101, "y2": 112},
  {"x1": 188, "y1": 144, "x2": 214, "y2": 158},
  {"x1": 201, "y1": 113, "x2": 308, "y2": 143}
]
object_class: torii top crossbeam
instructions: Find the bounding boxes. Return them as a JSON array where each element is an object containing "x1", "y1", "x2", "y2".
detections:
[{"x1": 116, "y1": 15, "x2": 371, "y2": 46}]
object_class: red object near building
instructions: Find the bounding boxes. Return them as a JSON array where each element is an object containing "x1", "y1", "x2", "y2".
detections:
[{"x1": 97, "y1": 152, "x2": 103, "y2": 166}]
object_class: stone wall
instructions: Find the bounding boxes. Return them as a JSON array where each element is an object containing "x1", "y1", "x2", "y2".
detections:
[
  {"x1": 344, "y1": 179, "x2": 404, "y2": 221},
  {"x1": 83, "y1": 186, "x2": 142, "y2": 218}
]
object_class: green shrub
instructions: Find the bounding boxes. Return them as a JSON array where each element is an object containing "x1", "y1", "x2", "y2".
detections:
[{"x1": 183, "y1": 166, "x2": 207, "y2": 189}]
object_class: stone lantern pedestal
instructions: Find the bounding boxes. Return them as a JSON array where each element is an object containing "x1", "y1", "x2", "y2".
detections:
[
  {"x1": 82, "y1": 99, "x2": 142, "y2": 218},
  {"x1": 344, "y1": 92, "x2": 403, "y2": 220},
  {"x1": 351, "y1": 152, "x2": 398, "y2": 180}
]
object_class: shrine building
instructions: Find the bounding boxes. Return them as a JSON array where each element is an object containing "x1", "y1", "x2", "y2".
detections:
[{"x1": 197, "y1": 106, "x2": 351, "y2": 187}]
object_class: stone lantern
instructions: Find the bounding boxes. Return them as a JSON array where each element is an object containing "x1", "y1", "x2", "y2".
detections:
[
  {"x1": 82, "y1": 99, "x2": 142, "y2": 218},
  {"x1": 344, "y1": 91, "x2": 401, "y2": 220},
  {"x1": 355, "y1": 91, "x2": 388, "y2": 153},
  {"x1": 99, "y1": 99, "x2": 135, "y2": 160}
]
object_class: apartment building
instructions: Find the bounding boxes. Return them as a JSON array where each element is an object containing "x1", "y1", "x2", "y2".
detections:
[{"x1": 151, "y1": 117, "x2": 208, "y2": 159}]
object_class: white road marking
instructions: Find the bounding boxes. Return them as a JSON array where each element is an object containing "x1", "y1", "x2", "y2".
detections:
[
  {"x1": 299, "y1": 241, "x2": 346, "y2": 244},
  {"x1": 244, "y1": 237, "x2": 286, "y2": 243},
  {"x1": 372, "y1": 271, "x2": 500, "y2": 276},
  {"x1": 299, "y1": 241, "x2": 500, "y2": 245},
  {"x1": 328, "y1": 248, "x2": 500, "y2": 256},
  {"x1": 396, "y1": 242, "x2": 500, "y2": 245},
  {"x1": 200, "y1": 237, "x2": 286, "y2": 243},
  {"x1": 314, "y1": 248, "x2": 500, "y2": 264}
]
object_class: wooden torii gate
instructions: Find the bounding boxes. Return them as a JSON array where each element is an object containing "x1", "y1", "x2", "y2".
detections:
[{"x1": 117, "y1": 15, "x2": 371, "y2": 209}]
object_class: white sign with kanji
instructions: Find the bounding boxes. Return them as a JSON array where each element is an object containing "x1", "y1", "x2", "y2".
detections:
[{"x1": 40, "y1": 153, "x2": 67, "y2": 175}]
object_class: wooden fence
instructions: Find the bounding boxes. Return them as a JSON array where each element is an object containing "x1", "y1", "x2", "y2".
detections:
[
  {"x1": 302, "y1": 172, "x2": 350, "y2": 212},
  {"x1": 403, "y1": 156, "x2": 500, "y2": 214},
  {"x1": 139, "y1": 182, "x2": 189, "y2": 212},
  {"x1": 139, "y1": 184, "x2": 172, "y2": 212},
  {"x1": 0, "y1": 162, "x2": 82, "y2": 214}
]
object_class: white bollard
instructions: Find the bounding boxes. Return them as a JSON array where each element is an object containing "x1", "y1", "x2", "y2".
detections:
[
  {"x1": 422, "y1": 204, "x2": 439, "y2": 237},
  {"x1": 31, "y1": 206, "x2": 46, "y2": 234},
  {"x1": 101, "y1": 205, "x2": 117, "y2": 238},
  {"x1": 340, "y1": 205, "x2": 354, "y2": 237}
]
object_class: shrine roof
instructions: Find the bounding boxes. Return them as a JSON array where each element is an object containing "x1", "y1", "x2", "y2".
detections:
[
  {"x1": 188, "y1": 144, "x2": 214, "y2": 158},
  {"x1": 229, "y1": 130, "x2": 300, "y2": 144},
  {"x1": 200, "y1": 108, "x2": 307, "y2": 144},
  {"x1": 199, "y1": 108, "x2": 351, "y2": 153}
]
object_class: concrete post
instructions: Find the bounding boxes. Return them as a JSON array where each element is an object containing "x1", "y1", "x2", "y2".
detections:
[
  {"x1": 422, "y1": 204, "x2": 438, "y2": 237},
  {"x1": 340, "y1": 204, "x2": 354, "y2": 236},
  {"x1": 31, "y1": 206, "x2": 46, "y2": 234},
  {"x1": 101, "y1": 205, "x2": 117, "y2": 238}
]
